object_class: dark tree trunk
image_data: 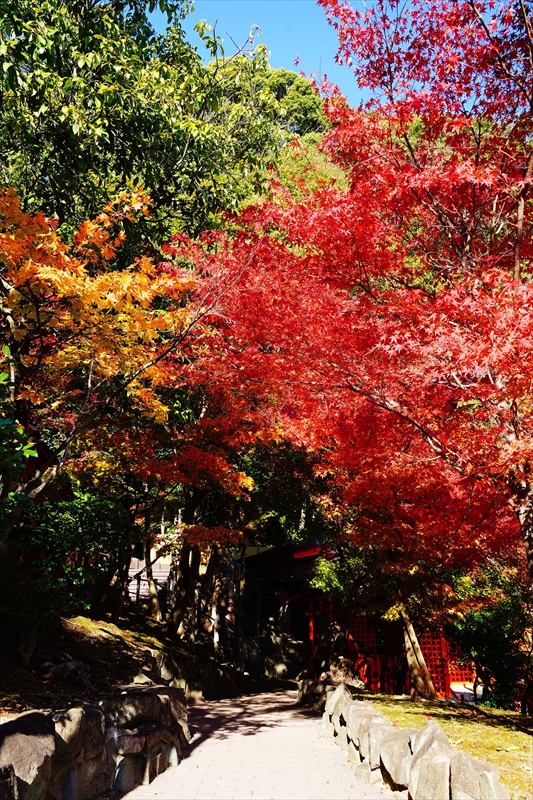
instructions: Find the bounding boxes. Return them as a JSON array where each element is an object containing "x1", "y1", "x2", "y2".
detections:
[
  {"x1": 165, "y1": 542, "x2": 201, "y2": 639},
  {"x1": 143, "y1": 512, "x2": 162, "y2": 622},
  {"x1": 214, "y1": 545, "x2": 237, "y2": 662},
  {"x1": 520, "y1": 677, "x2": 533, "y2": 715},
  {"x1": 517, "y1": 501, "x2": 533, "y2": 589},
  {"x1": 93, "y1": 546, "x2": 131, "y2": 621},
  {"x1": 164, "y1": 490, "x2": 202, "y2": 639},
  {"x1": 234, "y1": 545, "x2": 246, "y2": 672},
  {"x1": 199, "y1": 545, "x2": 218, "y2": 630},
  {"x1": 111, "y1": 547, "x2": 132, "y2": 624}
]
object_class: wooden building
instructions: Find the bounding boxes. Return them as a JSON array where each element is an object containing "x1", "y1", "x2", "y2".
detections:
[{"x1": 245, "y1": 541, "x2": 474, "y2": 699}]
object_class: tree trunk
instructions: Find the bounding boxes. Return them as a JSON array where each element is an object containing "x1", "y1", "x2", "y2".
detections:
[
  {"x1": 521, "y1": 677, "x2": 533, "y2": 715},
  {"x1": 216, "y1": 545, "x2": 236, "y2": 662},
  {"x1": 517, "y1": 501, "x2": 533, "y2": 589},
  {"x1": 199, "y1": 545, "x2": 218, "y2": 632},
  {"x1": 111, "y1": 547, "x2": 132, "y2": 624},
  {"x1": 234, "y1": 545, "x2": 246, "y2": 672},
  {"x1": 164, "y1": 490, "x2": 202, "y2": 639},
  {"x1": 144, "y1": 536, "x2": 162, "y2": 622},
  {"x1": 142, "y1": 509, "x2": 162, "y2": 622},
  {"x1": 400, "y1": 607, "x2": 436, "y2": 699},
  {"x1": 165, "y1": 542, "x2": 201, "y2": 639},
  {"x1": 93, "y1": 546, "x2": 131, "y2": 620}
]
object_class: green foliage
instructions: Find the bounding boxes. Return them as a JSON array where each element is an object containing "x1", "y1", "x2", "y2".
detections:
[
  {"x1": 0, "y1": 0, "x2": 283, "y2": 241},
  {"x1": 256, "y1": 67, "x2": 328, "y2": 136},
  {"x1": 447, "y1": 565, "x2": 533, "y2": 709},
  {"x1": 238, "y1": 442, "x2": 325, "y2": 546},
  {"x1": 0, "y1": 490, "x2": 131, "y2": 636},
  {"x1": 0, "y1": 347, "x2": 36, "y2": 490}
]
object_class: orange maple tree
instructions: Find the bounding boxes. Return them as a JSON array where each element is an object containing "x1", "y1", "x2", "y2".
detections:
[{"x1": 0, "y1": 188, "x2": 264, "y2": 540}]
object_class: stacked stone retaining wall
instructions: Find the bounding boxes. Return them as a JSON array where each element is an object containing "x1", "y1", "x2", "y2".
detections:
[
  {"x1": 321, "y1": 683, "x2": 511, "y2": 800},
  {"x1": 0, "y1": 685, "x2": 189, "y2": 800}
]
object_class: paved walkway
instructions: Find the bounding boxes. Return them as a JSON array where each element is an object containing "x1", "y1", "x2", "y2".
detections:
[{"x1": 124, "y1": 690, "x2": 390, "y2": 800}]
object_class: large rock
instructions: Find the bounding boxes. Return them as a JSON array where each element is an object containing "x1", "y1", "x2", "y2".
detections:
[
  {"x1": 479, "y1": 770, "x2": 511, "y2": 800},
  {"x1": 349, "y1": 710, "x2": 384, "y2": 756},
  {"x1": 347, "y1": 739, "x2": 361, "y2": 763},
  {"x1": 112, "y1": 754, "x2": 146, "y2": 793},
  {"x1": 451, "y1": 751, "x2": 500, "y2": 800},
  {"x1": 345, "y1": 699, "x2": 374, "y2": 741},
  {"x1": 53, "y1": 708, "x2": 86, "y2": 763},
  {"x1": 324, "y1": 683, "x2": 353, "y2": 719},
  {"x1": 413, "y1": 757, "x2": 451, "y2": 800},
  {"x1": 110, "y1": 728, "x2": 146, "y2": 756},
  {"x1": 0, "y1": 712, "x2": 55, "y2": 799},
  {"x1": 57, "y1": 752, "x2": 111, "y2": 800},
  {"x1": 100, "y1": 686, "x2": 189, "y2": 741},
  {"x1": 368, "y1": 718, "x2": 395, "y2": 769},
  {"x1": 321, "y1": 711, "x2": 335, "y2": 735},
  {"x1": 409, "y1": 721, "x2": 453, "y2": 800},
  {"x1": 82, "y1": 706, "x2": 105, "y2": 760},
  {"x1": 354, "y1": 762, "x2": 371, "y2": 784},
  {"x1": 297, "y1": 680, "x2": 330, "y2": 709},
  {"x1": 380, "y1": 727, "x2": 418, "y2": 789},
  {"x1": 334, "y1": 729, "x2": 350, "y2": 751}
]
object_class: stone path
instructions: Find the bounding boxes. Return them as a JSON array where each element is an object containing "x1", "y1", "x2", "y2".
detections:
[{"x1": 124, "y1": 690, "x2": 390, "y2": 800}]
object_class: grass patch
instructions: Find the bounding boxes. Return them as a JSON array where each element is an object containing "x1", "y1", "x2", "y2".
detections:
[
  {"x1": 365, "y1": 694, "x2": 533, "y2": 800},
  {"x1": 0, "y1": 609, "x2": 192, "y2": 715}
]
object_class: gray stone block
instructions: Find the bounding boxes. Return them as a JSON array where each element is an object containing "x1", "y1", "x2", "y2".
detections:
[
  {"x1": 413, "y1": 755, "x2": 450, "y2": 800},
  {"x1": 380, "y1": 727, "x2": 418, "y2": 789},
  {"x1": 324, "y1": 682, "x2": 360, "y2": 725},
  {"x1": 368, "y1": 719, "x2": 395, "y2": 769},
  {"x1": 359, "y1": 713, "x2": 387, "y2": 761},
  {"x1": 101, "y1": 686, "x2": 188, "y2": 740},
  {"x1": 451, "y1": 750, "x2": 498, "y2": 800},
  {"x1": 479, "y1": 770, "x2": 511, "y2": 800},
  {"x1": 60, "y1": 752, "x2": 112, "y2": 800},
  {"x1": 331, "y1": 712, "x2": 343, "y2": 733},
  {"x1": 115, "y1": 730, "x2": 146, "y2": 755},
  {"x1": 409, "y1": 721, "x2": 453, "y2": 800},
  {"x1": 321, "y1": 711, "x2": 334, "y2": 735},
  {"x1": 53, "y1": 707, "x2": 86, "y2": 763},
  {"x1": 370, "y1": 766, "x2": 384, "y2": 785},
  {"x1": 82, "y1": 705, "x2": 105, "y2": 760},
  {"x1": 339, "y1": 730, "x2": 350, "y2": 751},
  {"x1": 113, "y1": 754, "x2": 145, "y2": 793},
  {"x1": 0, "y1": 711, "x2": 55, "y2": 799},
  {"x1": 354, "y1": 762, "x2": 372, "y2": 784},
  {"x1": 166, "y1": 743, "x2": 180, "y2": 768},
  {"x1": 325, "y1": 683, "x2": 352, "y2": 715},
  {"x1": 347, "y1": 739, "x2": 361, "y2": 763},
  {"x1": 348, "y1": 710, "x2": 384, "y2": 754}
]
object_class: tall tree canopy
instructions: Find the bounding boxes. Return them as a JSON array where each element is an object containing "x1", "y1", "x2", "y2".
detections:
[
  {"x1": 0, "y1": 0, "x2": 284, "y2": 241},
  {"x1": 176, "y1": 0, "x2": 533, "y2": 594}
]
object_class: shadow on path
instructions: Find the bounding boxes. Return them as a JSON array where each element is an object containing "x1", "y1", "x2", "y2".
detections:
[{"x1": 184, "y1": 690, "x2": 319, "y2": 757}]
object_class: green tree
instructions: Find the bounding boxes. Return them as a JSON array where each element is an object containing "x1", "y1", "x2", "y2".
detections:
[
  {"x1": 0, "y1": 0, "x2": 281, "y2": 241},
  {"x1": 446, "y1": 564, "x2": 533, "y2": 710},
  {"x1": 258, "y1": 66, "x2": 328, "y2": 136}
]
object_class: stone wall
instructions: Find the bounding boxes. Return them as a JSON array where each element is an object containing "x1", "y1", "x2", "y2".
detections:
[
  {"x1": 0, "y1": 685, "x2": 189, "y2": 800},
  {"x1": 322, "y1": 683, "x2": 511, "y2": 800}
]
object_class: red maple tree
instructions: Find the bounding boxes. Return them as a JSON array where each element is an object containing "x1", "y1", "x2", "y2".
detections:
[{"x1": 178, "y1": 0, "x2": 533, "y2": 594}]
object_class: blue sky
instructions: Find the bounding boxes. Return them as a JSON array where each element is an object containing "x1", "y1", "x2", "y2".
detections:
[{"x1": 151, "y1": 1, "x2": 359, "y2": 103}]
